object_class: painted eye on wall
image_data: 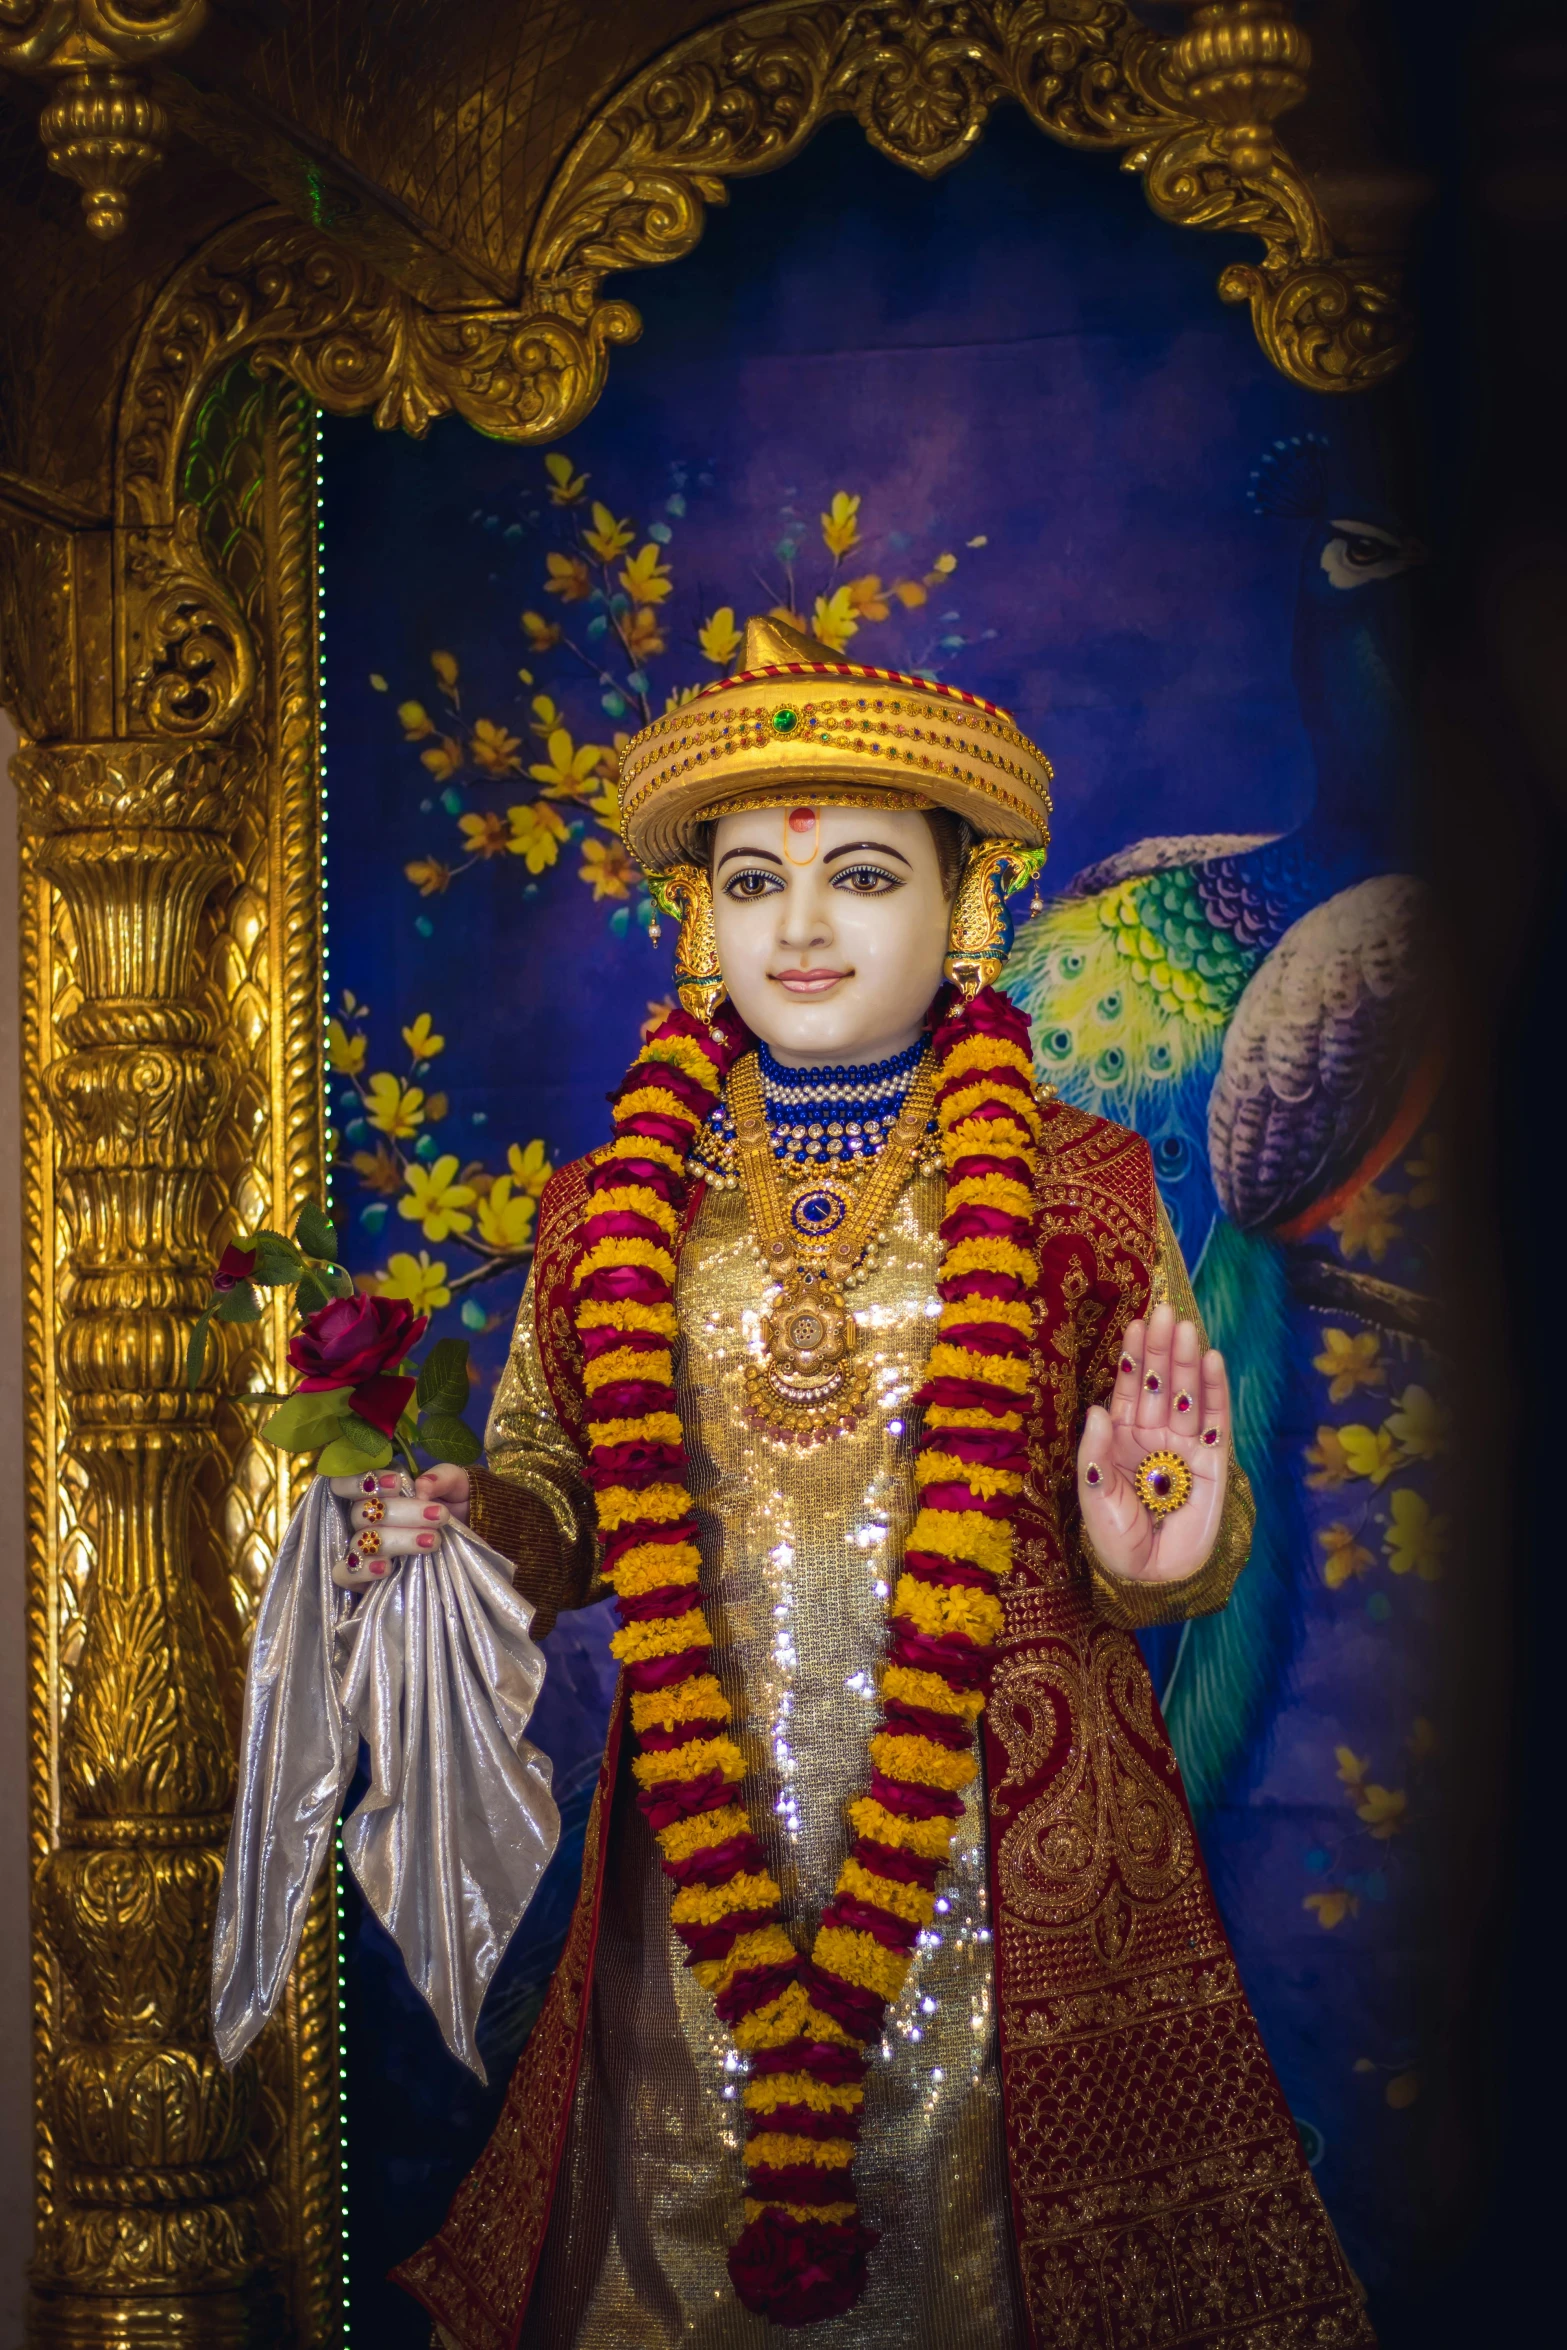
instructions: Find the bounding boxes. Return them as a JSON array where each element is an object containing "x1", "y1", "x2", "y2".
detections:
[
  {"x1": 1153, "y1": 1133, "x2": 1191, "y2": 1179},
  {"x1": 1094, "y1": 1046, "x2": 1127, "y2": 1083},
  {"x1": 1042, "y1": 1027, "x2": 1073, "y2": 1061},
  {"x1": 1320, "y1": 517, "x2": 1425, "y2": 591},
  {"x1": 1059, "y1": 950, "x2": 1085, "y2": 978},
  {"x1": 1146, "y1": 1042, "x2": 1173, "y2": 1073},
  {"x1": 1095, "y1": 991, "x2": 1122, "y2": 1023}
]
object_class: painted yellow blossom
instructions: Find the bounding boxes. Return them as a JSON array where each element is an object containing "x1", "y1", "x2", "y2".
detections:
[
  {"x1": 587, "y1": 777, "x2": 621, "y2": 831},
  {"x1": 1355, "y1": 1783, "x2": 1407, "y2": 1839},
  {"x1": 811, "y1": 584, "x2": 860, "y2": 653},
  {"x1": 545, "y1": 451, "x2": 587, "y2": 507},
  {"x1": 546, "y1": 550, "x2": 593, "y2": 602},
  {"x1": 365, "y1": 1073, "x2": 425, "y2": 1139},
  {"x1": 821, "y1": 490, "x2": 861, "y2": 559},
  {"x1": 377, "y1": 1250, "x2": 451, "y2": 1312},
  {"x1": 1319, "y1": 1521, "x2": 1374, "y2": 1589},
  {"x1": 1304, "y1": 1426, "x2": 1353, "y2": 1488},
  {"x1": 398, "y1": 699, "x2": 434, "y2": 740},
  {"x1": 640, "y1": 996, "x2": 676, "y2": 1043},
  {"x1": 507, "y1": 1139, "x2": 553, "y2": 1197},
  {"x1": 1335, "y1": 1745, "x2": 1370, "y2": 1793},
  {"x1": 1304, "y1": 1890, "x2": 1359, "y2": 1930},
  {"x1": 584, "y1": 501, "x2": 635, "y2": 561},
  {"x1": 581, "y1": 837, "x2": 635, "y2": 900},
  {"x1": 928, "y1": 551, "x2": 957, "y2": 578},
  {"x1": 1313, "y1": 1327, "x2": 1385, "y2": 1402},
  {"x1": 1331, "y1": 1182, "x2": 1404, "y2": 1264},
  {"x1": 424, "y1": 1091, "x2": 449, "y2": 1123},
  {"x1": 431, "y1": 650, "x2": 459, "y2": 691},
  {"x1": 350, "y1": 1145, "x2": 402, "y2": 1198},
  {"x1": 1385, "y1": 1487, "x2": 1445, "y2": 1581},
  {"x1": 401, "y1": 1012, "x2": 444, "y2": 1060},
  {"x1": 625, "y1": 604, "x2": 665, "y2": 662},
  {"x1": 398, "y1": 1155, "x2": 476, "y2": 1241},
  {"x1": 663, "y1": 683, "x2": 700, "y2": 711},
  {"x1": 1404, "y1": 1132, "x2": 1442, "y2": 1207},
  {"x1": 619, "y1": 543, "x2": 673, "y2": 604},
  {"x1": 327, "y1": 1018, "x2": 366, "y2": 1075},
  {"x1": 844, "y1": 573, "x2": 890, "y2": 621},
  {"x1": 529, "y1": 726, "x2": 608, "y2": 797},
  {"x1": 528, "y1": 693, "x2": 563, "y2": 737},
  {"x1": 506, "y1": 801, "x2": 569, "y2": 873},
  {"x1": 459, "y1": 810, "x2": 510, "y2": 860},
  {"x1": 420, "y1": 736, "x2": 464, "y2": 781},
  {"x1": 1386, "y1": 1384, "x2": 1449, "y2": 1461},
  {"x1": 405, "y1": 856, "x2": 452, "y2": 896},
  {"x1": 521, "y1": 608, "x2": 562, "y2": 652},
  {"x1": 699, "y1": 606, "x2": 742, "y2": 666},
  {"x1": 469, "y1": 718, "x2": 523, "y2": 776},
  {"x1": 1338, "y1": 1424, "x2": 1398, "y2": 1485},
  {"x1": 892, "y1": 579, "x2": 927, "y2": 608},
  {"x1": 1386, "y1": 2072, "x2": 1420, "y2": 2109},
  {"x1": 476, "y1": 1174, "x2": 537, "y2": 1251}
]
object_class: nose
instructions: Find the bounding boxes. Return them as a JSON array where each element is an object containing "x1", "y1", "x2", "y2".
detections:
[{"x1": 775, "y1": 880, "x2": 833, "y2": 957}]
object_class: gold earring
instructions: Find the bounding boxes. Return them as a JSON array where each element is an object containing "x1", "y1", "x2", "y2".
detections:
[
  {"x1": 648, "y1": 863, "x2": 726, "y2": 1023},
  {"x1": 944, "y1": 841, "x2": 1047, "y2": 996}
]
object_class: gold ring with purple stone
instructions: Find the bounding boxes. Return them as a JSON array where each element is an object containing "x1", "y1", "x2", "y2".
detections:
[{"x1": 1133, "y1": 1450, "x2": 1193, "y2": 1517}]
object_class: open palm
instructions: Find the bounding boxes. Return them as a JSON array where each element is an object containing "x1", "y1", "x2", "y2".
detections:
[{"x1": 1076, "y1": 1303, "x2": 1231, "y2": 1585}]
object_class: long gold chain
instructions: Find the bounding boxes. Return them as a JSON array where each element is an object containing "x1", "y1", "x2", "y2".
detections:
[{"x1": 728, "y1": 1047, "x2": 937, "y2": 1442}]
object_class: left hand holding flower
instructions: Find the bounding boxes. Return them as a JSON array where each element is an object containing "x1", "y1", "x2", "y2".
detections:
[{"x1": 1076, "y1": 1302, "x2": 1231, "y2": 1586}]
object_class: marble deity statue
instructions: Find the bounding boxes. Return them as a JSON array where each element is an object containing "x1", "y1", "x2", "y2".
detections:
[{"x1": 317, "y1": 617, "x2": 1372, "y2": 2348}]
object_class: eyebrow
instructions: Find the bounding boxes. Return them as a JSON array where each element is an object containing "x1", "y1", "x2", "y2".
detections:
[
  {"x1": 715, "y1": 843, "x2": 785, "y2": 872},
  {"x1": 822, "y1": 840, "x2": 911, "y2": 865}
]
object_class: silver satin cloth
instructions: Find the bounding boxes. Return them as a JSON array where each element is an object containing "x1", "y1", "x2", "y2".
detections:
[
  {"x1": 507, "y1": 1168, "x2": 1028, "y2": 2349},
  {"x1": 211, "y1": 1473, "x2": 559, "y2": 2080}
]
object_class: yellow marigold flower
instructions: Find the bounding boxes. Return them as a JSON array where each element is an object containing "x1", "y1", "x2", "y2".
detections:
[
  {"x1": 521, "y1": 608, "x2": 562, "y2": 651},
  {"x1": 545, "y1": 550, "x2": 593, "y2": 602},
  {"x1": 655, "y1": 1805, "x2": 749, "y2": 1866},
  {"x1": 583, "y1": 501, "x2": 634, "y2": 561},
  {"x1": 1304, "y1": 1426, "x2": 1354, "y2": 1489},
  {"x1": 939, "y1": 1033, "x2": 1035, "y2": 1083},
  {"x1": 811, "y1": 585, "x2": 859, "y2": 653},
  {"x1": 631, "y1": 1733, "x2": 745, "y2": 1788},
  {"x1": 670, "y1": 1871, "x2": 779, "y2": 1926},
  {"x1": 398, "y1": 699, "x2": 434, "y2": 740},
  {"x1": 844, "y1": 573, "x2": 889, "y2": 620},
  {"x1": 868, "y1": 1732, "x2": 977, "y2": 1793},
  {"x1": 690, "y1": 1924, "x2": 797, "y2": 1995},
  {"x1": 907, "y1": 1506, "x2": 1013, "y2": 1576},
  {"x1": 924, "y1": 1343, "x2": 1030, "y2": 1395},
  {"x1": 915, "y1": 1452, "x2": 1023, "y2": 1500},
  {"x1": 365, "y1": 1072, "x2": 425, "y2": 1138},
  {"x1": 505, "y1": 801, "x2": 569, "y2": 873},
  {"x1": 813, "y1": 1926, "x2": 910, "y2": 2005},
  {"x1": 594, "y1": 1482, "x2": 691, "y2": 1531},
  {"x1": 397, "y1": 1154, "x2": 476, "y2": 1242},
  {"x1": 401, "y1": 1011, "x2": 444, "y2": 1060},
  {"x1": 470, "y1": 718, "x2": 523, "y2": 775},
  {"x1": 745, "y1": 2133, "x2": 854, "y2": 2173},
  {"x1": 573, "y1": 1236, "x2": 676, "y2": 1289},
  {"x1": 475, "y1": 1175, "x2": 536, "y2": 1251},
  {"x1": 507, "y1": 1138, "x2": 553, "y2": 1196},
  {"x1": 615, "y1": 1083, "x2": 690, "y2": 1124},
  {"x1": 603, "y1": 1130, "x2": 685, "y2": 1178},
  {"x1": 938, "y1": 1296, "x2": 1033, "y2": 1337},
  {"x1": 1331, "y1": 1183, "x2": 1404, "y2": 1265},
  {"x1": 698, "y1": 606, "x2": 743, "y2": 666},
  {"x1": 581, "y1": 837, "x2": 635, "y2": 900},
  {"x1": 1385, "y1": 1487, "x2": 1445, "y2": 1581},
  {"x1": 619, "y1": 543, "x2": 673, "y2": 605},
  {"x1": 530, "y1": 726, "x2": 607, "y2": 797},
  {"x1": 820, "y1": 490, "x2": 862, "y2": 559},
  {"x1": 1304, "y1": 1889, "x2": 1360, "y2": 1930},
  {"x1": 592, "y1": 1184, "x2": 680, "y2": 1235},
  {"x1": 405, "y1": 856, "x2": 452, "y2": 896},
  {"x1": 611, "y1": 1544, "x2": 702, "y2": 1602},
  {"x1": 890, "y1": 1574, "x2": 1004, "y2": 1646},
  {"x1": 835, "y1": 1856, "x2": 935, "y2": 1927},
  {"x1": 625, "y1": 604, "x2": 665, "y2": 662},
  {"x1": 644, "y1": 1034, "x2": 721, "y2": 1090},
  {"x1": 609, "y1": 1613, "x2": 711, "y2": 1665},
  {"x1": 1319, "y1": 1521, "x2": 1374, "y2": 1589},
  {"x1": 327, "y1": 1017, "x2": 366, "y2": 1075},
  {"x1": 580, "y1": 1342, "x2": 675, "y2": 1392},
  {"x1": 946, "y1": 1173, "x2": 1034, "y2": 1217},
  {"x1": 375, "y1": 1249, "x2": 450, "y2": 1312},
  {"x1": 847, "y1": 1797, "x2": 956, "y2": 1861},
  {"x1": 576, "y1": 1298, "x2": 676, "y2": 1337},
  {"x1": 744, "y1": 2075, "x2": 863, "y2": 2118},
  {"x1": 544, "y1": 451, "x2": 587, "y2": 506},
  {"x1": 1386, "y1": 1385, "x2": 1449, "y2": 1462},
  {"x1": 630, "y1": 1670, "x2": 727, "y2": 1733},
  {"x1": 924, "y1": 1402, "x2": 1022, "y2": 1432},
  {"x1": 880, "y1": 1663, "x2": 984, "y2": 1721},
  {"x1": 1338, "y1": 1424, "x2": 1398, "y2": 1486},
  {"x1": 588, "y1": 1412, "x2": 684, "y2": 1449},
  {"x1": 1313, "y1": 1327, "x2": 1385, "y2": 1403}
]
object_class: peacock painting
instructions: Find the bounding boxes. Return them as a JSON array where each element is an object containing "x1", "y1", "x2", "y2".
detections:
[{"x1": 1006, "y1": 434, "x2": 1439, "y2": 1818}]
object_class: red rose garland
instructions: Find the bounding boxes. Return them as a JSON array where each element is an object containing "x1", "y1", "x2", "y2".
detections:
[{"x1": 571, "y1": 986, "x2": 1040, "y2": 2326}]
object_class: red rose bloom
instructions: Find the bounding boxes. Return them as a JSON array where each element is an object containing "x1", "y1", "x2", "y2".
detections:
[
  {"x1": 212, "y1": 1243, "x2": 257, "y2": 1293},
  {"x1": 288, "y1": 1293, "x2": 428, "y2": 1438}
]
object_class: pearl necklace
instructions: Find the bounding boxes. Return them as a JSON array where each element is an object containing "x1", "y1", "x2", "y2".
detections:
[{"x1": 690, "y1": 1037, "x2": 940, "y2": 1188}]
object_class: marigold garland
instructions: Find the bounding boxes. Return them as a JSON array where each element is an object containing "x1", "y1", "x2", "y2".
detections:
[{"x1": 570, "y1": 986, "x2": 1040, "y2": 2327}]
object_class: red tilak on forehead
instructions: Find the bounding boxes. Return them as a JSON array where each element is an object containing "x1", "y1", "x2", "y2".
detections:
[{"x1": 784, "y1": 805, "x2": 820, "y2": 864}]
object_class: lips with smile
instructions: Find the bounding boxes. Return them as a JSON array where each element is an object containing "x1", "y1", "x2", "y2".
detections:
[{"x1": 772, "y1": 966, "x2": 852, "y2": 996}]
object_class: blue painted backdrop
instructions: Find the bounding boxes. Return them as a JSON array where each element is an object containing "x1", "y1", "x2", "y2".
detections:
[{"x1": 323, "y1": 106, "x2": 1445, "y2": 2342}]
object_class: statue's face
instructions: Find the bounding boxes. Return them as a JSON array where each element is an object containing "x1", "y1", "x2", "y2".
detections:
[{"x1": 710, "y1": 803, "x2": 950, "y2": 1065}]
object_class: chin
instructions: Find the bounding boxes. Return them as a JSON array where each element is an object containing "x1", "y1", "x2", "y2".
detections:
[{"x1": 750, "y1": 992, "x2": 868, "y2": 1060}]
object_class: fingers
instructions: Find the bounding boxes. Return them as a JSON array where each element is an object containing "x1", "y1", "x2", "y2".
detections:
[
  {"x1": 1108, "y1": 1323, "x2": 1145, "y2": 1428},
  {"x1": 416, "y1": 1463, "x2": 473, "y2": 1515},
  {"x1": 347, "y1": 1524, "x2": 441, "y2": 1562},
  {"x1": 349, "y1": 1498, "x2": 451, "y2": 1532},
  {"x1": 1197, "y1": 1347, "x2": 1230, "y2": 1461},
  {"x1": 1132, "y1": 1304, "x2": 1176, "y2": 1430},
  {"x1": 1169, "y1": 1318, "x2": 1202, "y2": 1432},
  {"x1": 327, "y1": 1469, "x2": 409, "y2": 1500}
]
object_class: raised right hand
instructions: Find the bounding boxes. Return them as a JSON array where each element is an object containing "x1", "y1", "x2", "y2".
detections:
[{"x1": 327, "y1": 1464, "x2": 472, "y2": 1593}]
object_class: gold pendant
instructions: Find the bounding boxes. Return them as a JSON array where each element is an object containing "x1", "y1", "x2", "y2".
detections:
[{"x1": 745, "y1": 1263, "x2": 873, "y2": 1444}]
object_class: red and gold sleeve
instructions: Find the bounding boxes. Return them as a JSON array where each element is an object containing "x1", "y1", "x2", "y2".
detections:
[
  {"x1": 1085, "y1": 1195, "x2": 1254, "y2": 1631},
  {"x1": 468, "y1": 1272, "x2": 600, "y2": 1639}
]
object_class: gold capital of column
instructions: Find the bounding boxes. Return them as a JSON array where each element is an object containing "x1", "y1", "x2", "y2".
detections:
[{"x1": 17, "y1": 736, "x2": 281, "y2": 2345}]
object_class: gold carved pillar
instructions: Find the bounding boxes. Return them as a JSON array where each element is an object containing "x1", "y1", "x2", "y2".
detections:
[{"x1": 14, "y1": 737, "x2": 279, "y2": 2346}]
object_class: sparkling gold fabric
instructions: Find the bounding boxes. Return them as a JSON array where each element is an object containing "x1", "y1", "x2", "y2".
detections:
[{"x1": 519, "y1": 1165, "x2": 1026, "y2": 2348}]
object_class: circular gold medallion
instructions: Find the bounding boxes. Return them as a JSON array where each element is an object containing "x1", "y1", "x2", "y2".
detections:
[{"x1": 1133, "y1": 1450, "x2": 1193, "y2": 1517}]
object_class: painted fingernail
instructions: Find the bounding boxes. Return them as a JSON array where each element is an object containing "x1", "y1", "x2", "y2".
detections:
[
  {"x1": 1174, "y1": 1392, "x2": 1193, "y2": 1414},
  {"x1": 370, "y1": 1560, "x2": 385, "y2": 1576},
  {"x1": 417, "y1": 1531, "x2": 436, "y2": 1549},
  {"x1": 1144, "y1": 1373, "x2": 1161, "y2": 1394},
  {"x1": 1120, "y1": 1355, "x2": 1134, "y2": 1373},
  {"x1": 378, "y1": 1472, "x2": 398, "y2": 1490},
  {"x1": 1202, "y1": 1427, "x2": 1220, "y2": 1447},
  {"x1": 423, "y1": 1505, "x2": 443, "y2": 1521},
  {"x1": 1085, "y1": 1463, "x2": 1102, "y2": 1486}
]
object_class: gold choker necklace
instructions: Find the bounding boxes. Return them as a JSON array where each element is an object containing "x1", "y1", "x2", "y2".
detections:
[{"x1": 728, "y1": 1047, "x2": 938, "y2": 1444}]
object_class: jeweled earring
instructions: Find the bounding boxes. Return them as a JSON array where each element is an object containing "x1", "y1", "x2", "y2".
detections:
[
  {"x1": 944, "y1": 841, "x2": 1049, "y2": 996},
  {"x1": 648, "y1": 862, "x2": 726, "y2": 1023}
]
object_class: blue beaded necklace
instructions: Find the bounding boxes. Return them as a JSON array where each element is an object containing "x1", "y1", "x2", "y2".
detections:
[{"x1": 696, "y1": 1035, "x2": 932, "y2": 1172}]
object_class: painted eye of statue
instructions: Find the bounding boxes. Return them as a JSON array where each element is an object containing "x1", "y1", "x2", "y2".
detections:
[
  {"x1": 831, "y1": 863, "x2": 903, "y2": 895},
  {"x1": 723, "y1": 867, "x2": 784, "y2": 901}
]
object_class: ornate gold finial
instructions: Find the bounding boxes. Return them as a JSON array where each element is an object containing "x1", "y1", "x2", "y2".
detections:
[
  {"x1": 0, "y1": 1, "x2": 208, "y2": 240},
  {"x1": 649, "y1": 862, "x2": 727, "y2": 1024},
  {"x1": 944, "y1": 839, "x2": 1046, "y2": 997},
  {"x1": 1164, "y1": 1, "x2": 1311, "y2": 178},
  {"x1": 740, "y1": 612, "x2": 839, "y2": 670}
]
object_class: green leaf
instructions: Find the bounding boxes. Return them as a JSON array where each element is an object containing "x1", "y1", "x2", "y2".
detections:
[
  {"x1": 294, "y1": 1268, "x2": 332, "y2": 1317},
  {"x1": 294, "y1": 1200, "x2": 339, "y2": 1261},
  {"x1": 250, "y1": 1230, "x2": 305, "y2": 1286},
  {"x1": 186, "y1": 1306, "x2": 218, "y2": 1389},
  {"x1": 317, "y1": 1432, "x2": 393, "y2": 1476},
  {"x1": 416, "y1": 1336, "x2": 470, "y2": 1416},
  {"x1": 260, "y1": 1388, "x2": 354, "y2": 1449},
  {"x1": 343, "y1": 1409, "x2": 392, "y2": 1454},
  {"x1": 416, "y1": 1412, "x2": 481, "y2": 1466},
  {"x1": 213, "y1": 1281, "x2": 264, "y2": 1324}
]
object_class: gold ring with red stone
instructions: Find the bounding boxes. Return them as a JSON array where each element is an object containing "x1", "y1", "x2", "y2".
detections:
[{"x1": 1133, "y1": 1451, "x2": 1192, "y2": 1516}]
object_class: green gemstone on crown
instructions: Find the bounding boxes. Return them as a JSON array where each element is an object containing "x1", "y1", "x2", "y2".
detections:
[{"x1": 771, "y1": 706, "x2": 800, "y2": 734}]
